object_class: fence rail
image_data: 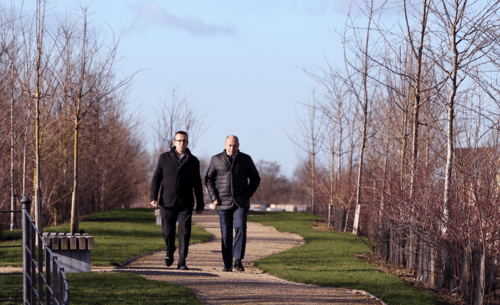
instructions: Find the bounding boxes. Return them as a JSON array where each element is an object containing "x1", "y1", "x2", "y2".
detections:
[{"x1": 0, "y1": 196, "x2": 70, "y2": 304}]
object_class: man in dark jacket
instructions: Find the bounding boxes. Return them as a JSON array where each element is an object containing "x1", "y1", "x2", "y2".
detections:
[
  {"x1": 205, "y1": 135, "x2": 260, "y2": 272},
  {"x1": 150, "y1": 131, "x2": 204, "y2": 270}
]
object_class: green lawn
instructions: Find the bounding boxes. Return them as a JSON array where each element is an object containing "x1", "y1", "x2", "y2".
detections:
[
  {"x1": 0, "y1": 208, "x2": 210, "y2": 304},
  {"x1": 250, "y1": 211, "x2": 437, "y2": 305},
  {"x1": 68, "y1": 273, "x2": 203, "y2": 304},
  {"x1": 1, "y1": 209, "x2": 438, "y2": 304},
  {"x1": 0, "y1": 272, "x2": 204, "y2": 304},
  {"x1": 1, "y1": 208, "x2": 211, "y2": 267}
]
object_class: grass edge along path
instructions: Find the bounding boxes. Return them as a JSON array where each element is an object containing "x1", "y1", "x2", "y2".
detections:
[
  {"x1": 1, "y1": 208, "x2": 211, "y2": 267},
  {"x1": 250, "y1": 211, "x2": 436, "y2": 305},
  {"x1": 0, "y1": 208, "x2": 210, "y2": 304},
  {"x1": 0, "y1": 272, "x2": 204, "y2": 305}
]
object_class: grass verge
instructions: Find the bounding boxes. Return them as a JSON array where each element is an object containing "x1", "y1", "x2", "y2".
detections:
[
  {"x1": 0, "y1": 273, "x2": 204, "y2": 304},
  {"x1": 0, "y1": 208, "x2": 211, "y2": 304},
  {"x1": 250, "y1": 211, "x2": 436, "y2": 305},
  {"x1": 1, "y1": 208, "x2": 211, "y2": 267},
  {"x1": 68, "y1": 272, "x2": 203, "y2": 304}
]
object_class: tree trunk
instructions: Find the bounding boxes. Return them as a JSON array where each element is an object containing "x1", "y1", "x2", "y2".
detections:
[
  {"x1": 416, "y1": 235, "x2": 423, "y2": 280},
  {"x1": 442, "y1": 6, "x2": 459, "y2": 236},
  {"x1": 408, "y1": 99, "x2": 420, "y2": 272},
  {"x1": 311, "y1": 151, "x2": 315, "y2": 215},
  {"x1": 70, "y1": 116, "x2": 80, "y2": 233},
  {"x1": 330, "y1": 148, "x2": 334, "y2": 228},
  {"x1": 10, "y1": 95, "x2": 17, "y2": 231},
  {"x1": 23, "y1": 111, "x2": 28, "y2": 197},
  {"x1": 94, "y1": 103, "x2": 100, "y2": 212},
  {"x1": 352, "y1": 113, "x2": 368, "y2": 234},
  {"x1": 475, "y1": 245, "x2": 485, "y2": 305},
  {"x1": 352, "y1": 2, "x2": 373, "y2": 234},
  {"x1": 442, "y1": 101, "x2": 454, "y2": 235},
  {"x1": 430, "y1": 243, "x2": 436, "y2": 289},
  {"x1": 459, "y1": 243, "x2": 470, "y2": 300},
  {"x1": 100, "y1": 167, "x2": 106, "y2": 211},
  {"x1": 345, "y1": 135, "x2": 355, "y2": 233},
  {"x1": 33, "y1": 0, "x2": 46, "y2": 232},
  {"x1": 34, "y1": 87, "x2": 42, "y2": 231},
  {"x1": 423, "y1": 238, "x2": 428, "y2": 283},
  {"x1": 53, "y1": 207, "x2": 57, "y2": 227}
]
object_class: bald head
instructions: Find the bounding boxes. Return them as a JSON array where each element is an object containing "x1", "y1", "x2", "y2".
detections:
[
  {"x1": 226, "y1": 135, "x2": 239, "y2": 143},
  {"x1": 225, "y1": 135, "x2": 240, "y2": 156}
]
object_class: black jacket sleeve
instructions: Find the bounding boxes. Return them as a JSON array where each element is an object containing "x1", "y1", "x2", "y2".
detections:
[
  {"x1": 245, "y1": 157, "x2": 260, "y2": 198},
  {"x1": 150, "y1": 156, "x2": 163, "y2": 202},
  {"x1": 205, "y1": 157, "x2": 220, "y2": 202},
  {"x1": 192, "y1": 158, "x2": 205, "y2": 211}
]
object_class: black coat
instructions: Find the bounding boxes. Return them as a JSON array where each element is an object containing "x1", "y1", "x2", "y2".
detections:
[
  {"x1": 205, "y1": 150, "x2": 260, "y2": 210},
  {"x1": 150, "y1": 147, "x2": 204, "y2": 210}
]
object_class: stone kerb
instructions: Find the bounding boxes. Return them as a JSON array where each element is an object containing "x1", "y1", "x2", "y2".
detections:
[{"x1": 42, "y1": 232, "x2": 94, "y2": 273}]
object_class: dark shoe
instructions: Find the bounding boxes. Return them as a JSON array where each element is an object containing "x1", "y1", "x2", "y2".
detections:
[
  {"x1": 234, "y1": 259, "x2": 245, "y2": 272},
  {"x1": 165, "y1": 255, "x2": 173, "y2": 267},
  {"x1": 177, "y1": 262, "x2": 189, "y2": 270},
  {"x1": 222, "y1": 266, "x2": 232, "y2": 272}
]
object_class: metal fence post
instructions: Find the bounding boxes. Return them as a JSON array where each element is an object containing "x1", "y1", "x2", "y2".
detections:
[
  {"x1": 21, "y1": 195, "x2": 32, "y2": 305},
  {"x1": 46, "y1": 246, "x2": 51, "y2": 305},
  {"x1": 30, "y1": 215, "x2": 36, "y2": 305}
]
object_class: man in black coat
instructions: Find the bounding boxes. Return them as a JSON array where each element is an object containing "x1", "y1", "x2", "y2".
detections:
[
  {"x1": 205, "y1": 135, "x2": 260, "y2": 272},
  {"x1": 150, "y1": 131, "x2": 204, "y2": 270}
]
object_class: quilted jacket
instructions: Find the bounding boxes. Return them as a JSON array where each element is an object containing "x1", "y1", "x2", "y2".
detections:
[{"x1": 205, "y1": 150, "x2": 260, "y2": 210}]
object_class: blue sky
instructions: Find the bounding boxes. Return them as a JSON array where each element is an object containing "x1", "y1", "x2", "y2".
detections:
[{"x1": 17, "y1": 0, "x2": 350, "y2": 177}]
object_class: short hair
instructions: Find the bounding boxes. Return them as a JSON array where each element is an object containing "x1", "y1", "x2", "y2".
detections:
[
  {"x1": 226, "y1": 135, "x2": 239, "y2": 144},
  {"x1": 175, "y1": 131, "x2": 188, "y2": 140}
]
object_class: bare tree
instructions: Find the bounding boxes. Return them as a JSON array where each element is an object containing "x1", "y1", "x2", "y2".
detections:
[
  {"x1": 304, "y1": 65, "x2": 350, "y2": 228},
  {"x1": 340, "y1": 0, "x2": 386, "y2": 234},
  {"x1": 428, "y1": 0, "x2": 500, "y2": 244},
  {"x1": 0, "y1": 1, "x2": 149, "y2": 234},
  {"x1": 59, "y1": 4, "x2": 137, "y2": 233},
  {"x1": 289, "y1": 90, "x2": 323, "y2": 214},
  {"x1": 152, "y1": 86, "x2": 208, "y2": 154},
  {"x1": 30, "y1": 0, "x2": 60, "y2": 230}
]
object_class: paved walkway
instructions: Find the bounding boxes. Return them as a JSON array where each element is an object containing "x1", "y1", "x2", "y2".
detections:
[{"x1": 104, "y1": 210, "x2": 384, "y2": 304}]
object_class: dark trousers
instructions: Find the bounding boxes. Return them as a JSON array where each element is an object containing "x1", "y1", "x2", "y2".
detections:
[
  {"x1": 160, "y1": 202, "x2": 193, "y2": 262},
  {"x1": 218, "y1": 205, "x2": 249, "y2": 267}
]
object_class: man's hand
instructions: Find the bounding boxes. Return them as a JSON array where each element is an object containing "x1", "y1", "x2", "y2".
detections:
[
  {"x1": 150, "y1": 200, "x2": 158, "y2": 207},
  {"x1": 213, "y1": 199, "x2": 220, "y2": 205},
  {"x1": 195, "y1": 210, "x2": 203, "y2": 214}
]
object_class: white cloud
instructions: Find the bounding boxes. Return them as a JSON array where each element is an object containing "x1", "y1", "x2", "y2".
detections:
[{"x1": 133, "y1": 1, "x2": 237, "y2": 36}]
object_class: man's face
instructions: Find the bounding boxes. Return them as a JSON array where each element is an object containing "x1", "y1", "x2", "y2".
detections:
[
  {"x1": 225, "y1": 136, "x2": 239, "y2": 156},
  {"x1": 174, "y1": 134, "x2": 188, "y2": 155}
]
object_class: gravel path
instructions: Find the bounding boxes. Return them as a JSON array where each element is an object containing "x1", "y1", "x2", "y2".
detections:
[{"x1": 103, "y1": 210, "x2": 385, "y2": 304}]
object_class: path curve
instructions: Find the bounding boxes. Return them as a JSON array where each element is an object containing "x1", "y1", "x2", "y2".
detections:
[{"x1": 106, "y1": 210, "x2": 384, "y2": 305}]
